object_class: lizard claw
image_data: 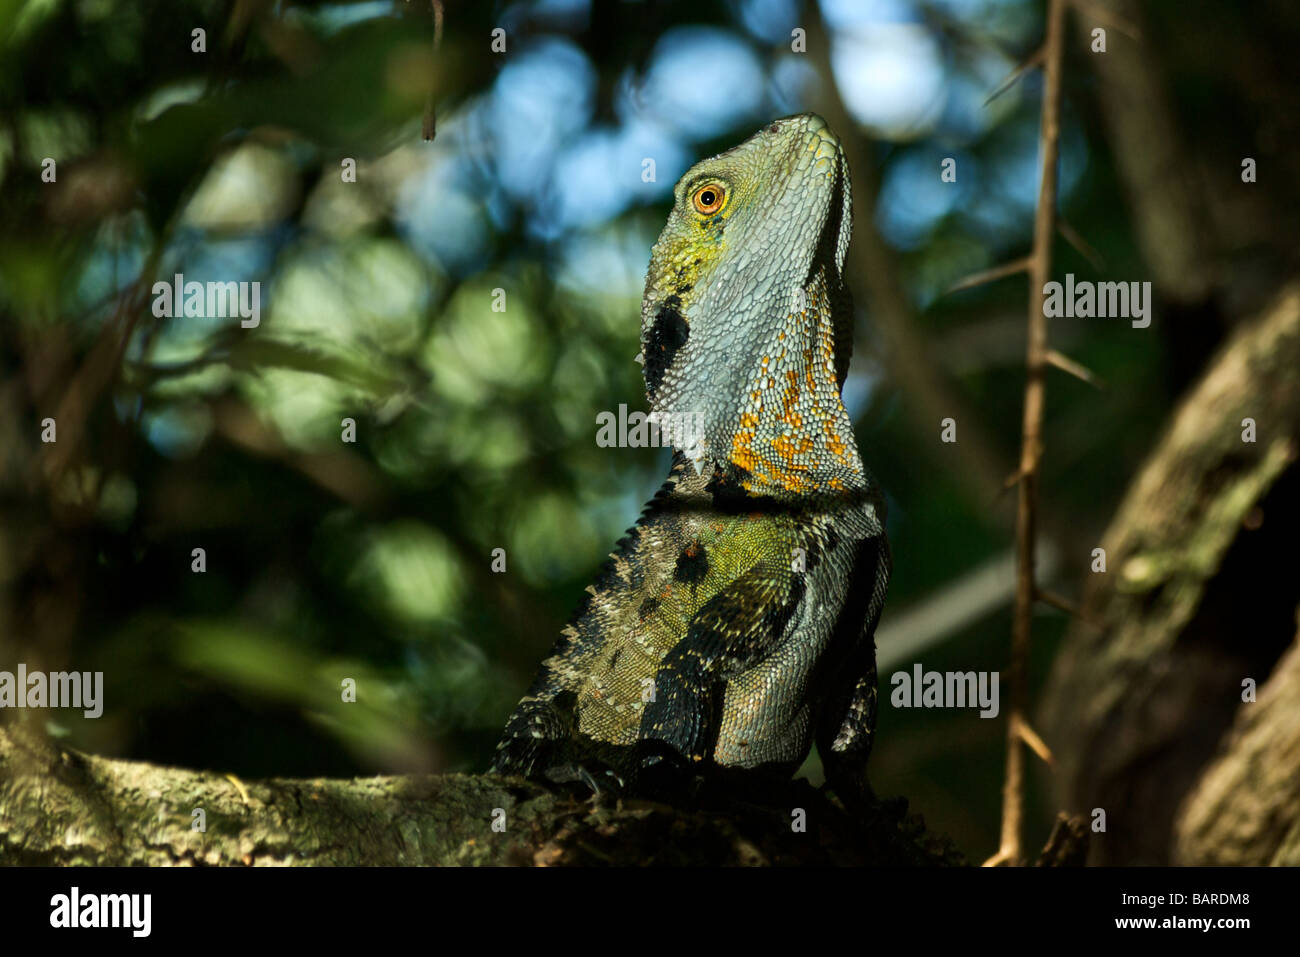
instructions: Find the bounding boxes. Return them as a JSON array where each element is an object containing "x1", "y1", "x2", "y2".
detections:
[
  {"x1": 634, "y1": 741, "x2": 705, "y2": 801},
  {"x1": 543, "y1": 761, "x2": 625, "y2": 799}
]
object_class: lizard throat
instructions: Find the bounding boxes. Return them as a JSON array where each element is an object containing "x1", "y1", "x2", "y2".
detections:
[{"x1": 725, "y1": 290, "x2": 864, "y2": 496}]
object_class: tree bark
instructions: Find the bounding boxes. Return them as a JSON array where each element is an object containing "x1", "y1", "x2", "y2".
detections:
[
  {"x1": 1174, "y1": 627, "x2": 1300, "y2": 866},
  {"x1": 1041, "y1": 282, "x2": 1300, "y2": 864},
  {"x1": 0, "y1": 724, "x2": 967, "y2": 866}
]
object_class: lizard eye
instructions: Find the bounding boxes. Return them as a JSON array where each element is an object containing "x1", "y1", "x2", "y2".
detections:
[{"x1": 692, "y1": 183, "x2": 726, "y2": 216}]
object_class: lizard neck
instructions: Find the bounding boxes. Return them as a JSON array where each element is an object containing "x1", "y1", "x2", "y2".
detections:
[{"x1": 723, "y1": 278, "x2": 865, "y2": 498}]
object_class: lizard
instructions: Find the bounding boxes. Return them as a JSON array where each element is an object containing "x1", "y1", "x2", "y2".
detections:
[{"x1": 490, "y1": 113, "x2": 890, "y2": 807}]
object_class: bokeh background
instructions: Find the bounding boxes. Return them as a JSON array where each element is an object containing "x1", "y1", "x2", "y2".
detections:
[{"x1": 3, "y1": 0, "x2": 1298, "y2": 860}]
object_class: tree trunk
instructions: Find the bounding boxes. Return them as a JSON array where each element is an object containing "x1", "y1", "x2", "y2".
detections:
[
  {"x1": 1041, "y1": 282, "x2": 1300, "y2": 864},
  {"x1": 1174, "y1": 628, "x2": 1300, "y2": 866}
]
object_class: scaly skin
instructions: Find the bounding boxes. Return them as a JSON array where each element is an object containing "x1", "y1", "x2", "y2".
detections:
[{"x1": 491, "y1": 114, "x2": 889, "y2": 802}]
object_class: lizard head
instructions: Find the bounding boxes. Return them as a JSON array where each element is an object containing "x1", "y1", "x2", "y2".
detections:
[{"x1": 638, "y1": 113, "x2": 861, "y2": 494}]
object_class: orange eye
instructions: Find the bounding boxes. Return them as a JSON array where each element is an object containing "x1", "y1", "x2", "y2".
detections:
[{"x1": 692, "y1": 183, "x2": 726, "y2": 215}]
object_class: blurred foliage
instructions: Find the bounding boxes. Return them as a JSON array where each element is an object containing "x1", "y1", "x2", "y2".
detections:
[{"x1": 2, "y1": 0, "x2": 1297, "y2": 857}]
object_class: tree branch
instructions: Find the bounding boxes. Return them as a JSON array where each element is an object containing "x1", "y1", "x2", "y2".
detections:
[
  {"x1": 990, "y1": 0, "x2": 1068, "y2": 868},
  {"x1": 0, "y1": 725, "x2": 966, "y2": 866},
  {"x1": 1042, "y1": 281, "x2": 1300, "y2": 864},
  {"x1": 1175, "y1": 624, "x2": 1300, "y2": 866}
]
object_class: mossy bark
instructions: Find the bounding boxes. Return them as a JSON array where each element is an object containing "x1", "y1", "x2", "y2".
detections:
[
  {"x1": 0, "y1": 724, "x2": 971, "y2": 866},
  {"x1": 1042, "y1": 283, "x2": 1300, "y2": 864}
]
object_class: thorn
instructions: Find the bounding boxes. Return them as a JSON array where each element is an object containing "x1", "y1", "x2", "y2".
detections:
[
  {"x1": 225, "y1": 772, "x2": 252, "y2": 806},
  {"x1": 1014, "y1": 715, "x2": 1055, "y2": 767},
  {"x1": 945, "y1": 257, "x2": 1032, "y2": 296},
  {"x1": 1069, "y1": 0, "x2": 1142, "y2": 41},
  {"x1": 984, "y1": 47, "x2": 1045, "y2": 106},
  {"x1": 420, "y1": 0, "x2": 445, "y2": 142},
  {"x1": 1036, "y1": 587, "x2": 1081, "y2": 618},
  {"x1": 992, "y1": 467, "x2": 1026, "y2": 509},
  {"x1": 1044, "y1": 349, "x2": 1104, "y2": 389},
  {"x1": 1058, "y1": 219, "x2": 1104, "y2": 271},
  {"x1": 983, "y1": 847, "x2": 1016, "y2": 867},
  {"x1": 1038, "y1": 586, "x2": 1103, "y2": 630},
  {"x1": 422, "y1": 99, "x2": 436, "y2": 142}
]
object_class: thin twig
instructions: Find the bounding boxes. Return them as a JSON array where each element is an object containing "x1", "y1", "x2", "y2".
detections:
[
  {"x1": 1044, "y1": 349, "x2": 1104, "y2": 388},
  {"x1": 1036, "y1": 587, "x2": 1082, "y2": 618},
  {"x1": 992, "y1": 467, "x2": 1026, "y2": 511},
  {"x1": 1015, "y1": 716, "x2": 1056, "y2": 766},
  {"x1": 1037, "y1": 586, "x2": 1104, "y2": 630},
  {"x1": 1058, "y1": 218, "x2": 1105, "y2": 271},
  {"x1": 984, "y1": 46, "x2": 1045, "y2": 106},
  {"x1": 989, "y1": 0, "x2": 1068, "y2": 869},
  {"x1": 421, "y1": 0, "x2": 444, "y2": 141},
  {"x1": 946, "y1": 257, "x2": 1032, "y2": 296}
]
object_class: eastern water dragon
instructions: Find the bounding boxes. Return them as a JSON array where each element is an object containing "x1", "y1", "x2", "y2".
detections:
[{"x1": 491, "y1": 113, "x2": 890, "y2": 806}]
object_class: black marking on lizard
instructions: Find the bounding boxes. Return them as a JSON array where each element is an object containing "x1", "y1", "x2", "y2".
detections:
[
  {"x1": 673, "y1": 540, "x2": 709, "y2": 585},
  {"x1": 644, "y1": 295, "x2": 688, "y2": 398}
]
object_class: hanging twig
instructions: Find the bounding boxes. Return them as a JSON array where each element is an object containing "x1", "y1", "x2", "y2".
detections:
[
  {"x1": 985, "y1": 0, "x2": 1068, "y2": 868},
  {"x1": 421, "y1": 0, "x2": 444, "y2": 141}
]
